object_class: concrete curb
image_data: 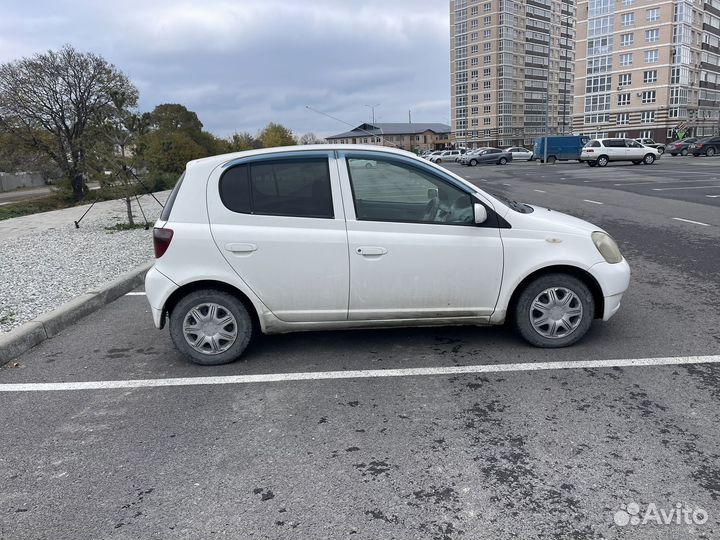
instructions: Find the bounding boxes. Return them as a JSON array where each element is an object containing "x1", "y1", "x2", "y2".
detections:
[{"x1": 0, "y1": 261, "x2": 154, "y2": 365}]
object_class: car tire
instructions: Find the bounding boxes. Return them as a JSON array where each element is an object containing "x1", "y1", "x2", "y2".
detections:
[
  {"x1": 587, "y1": 161, "x2": 597, "y2": 167},
  {"x1": 643, "y1": 153, "x2": 655, "y2": 165},
  {"x1": 470, "y1": 159, "x2": 477, "y2": 166},
  {"x1": 707, "y1": 147, "x2": 716, "y2": 157},
  {"x1": 597, "y1": 155, "x2": 609, "y2": 167},
  {"x1": 499, "y1": 157, "x2": 508, "y2": 165},
  {"x1": 513, "y1": 273, "x2": 595, "y2": 348},
  {"x1": 169, "y1": 289, "x2": 254, "y2": 366},
  {"x1": 436, "y1": 158, "x2": 442, "y2": 164},
  {"x1": 657, "y1": 147, "x2": 664, "y2": 155},
  {"x1": 547, "y1": 156, "x2": 556, "y2": 164},
  {"x1": 680, "y1": 149, "x2": 688, "y2": 156}
]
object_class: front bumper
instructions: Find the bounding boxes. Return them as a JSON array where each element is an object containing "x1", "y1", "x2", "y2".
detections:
[{"x1": 588, "y1": 259, "x2": 631, "y2": 321}]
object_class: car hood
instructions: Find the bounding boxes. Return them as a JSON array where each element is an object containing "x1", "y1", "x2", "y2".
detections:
[{"x1": 506, "y1": 205, "x2": 603, "y2": 236}]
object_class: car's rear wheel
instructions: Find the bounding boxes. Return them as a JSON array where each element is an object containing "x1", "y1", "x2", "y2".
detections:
[
  {"x1": 707, "y1": 147, "x2": 716, "y2": 157},
  {"x1": 169, "y1": 289, "x2": 253, "y2": 365},
  {"x1": 498, "y1": 157, "x2": 508, "y2": 165},
  {"x1": 597, "y1": 155, "x2": 609, "y2": 167},
  {"x1": 680, "y1": 149, "x2": 688, "y2": 156},
  {"x1": 513, "y1": 274, "x2": 595, "y2": 348},
  {"x1": 643, "y1": 153, "x2": 655, "y2": 165},
  {"x1": 547, "y1": 156, "x2": 556, "y2": 164}
]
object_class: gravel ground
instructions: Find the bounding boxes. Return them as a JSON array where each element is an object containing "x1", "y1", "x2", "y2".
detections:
[{"x1": 0, "y1": 192, "x2": 170, "y2": 333}]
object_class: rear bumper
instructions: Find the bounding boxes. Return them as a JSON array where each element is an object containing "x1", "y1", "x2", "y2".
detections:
[{"x1": 144, "y1": 265, "x2": 178, "y2": 329}]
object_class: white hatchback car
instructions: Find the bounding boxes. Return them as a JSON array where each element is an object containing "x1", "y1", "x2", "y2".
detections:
[{"x1": 146, "y1": 145, "x2": 630, "y2": 365}]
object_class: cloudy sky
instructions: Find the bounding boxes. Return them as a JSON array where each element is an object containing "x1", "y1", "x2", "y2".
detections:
[{"x1": 0, "y1": 0, "x2": 451, "y2": 138}]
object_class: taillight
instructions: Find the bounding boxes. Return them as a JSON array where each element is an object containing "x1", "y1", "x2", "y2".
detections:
[{"x1": 153, "y1": 228, "x2": 174, "y2": 258}]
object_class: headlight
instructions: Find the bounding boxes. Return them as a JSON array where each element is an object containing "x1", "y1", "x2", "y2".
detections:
[{"x1": 592, "y1": 231, "x2": 623, "y2": 263}]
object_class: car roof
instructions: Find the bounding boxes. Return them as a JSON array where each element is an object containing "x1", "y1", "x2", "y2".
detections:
[{"x1": 185, "y1": 144, "x2": 419, "y2": 170}]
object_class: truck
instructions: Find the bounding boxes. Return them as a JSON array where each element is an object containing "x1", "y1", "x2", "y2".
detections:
[{"x1": 533, "y1": 135, "x2": 591, "y2": 163}]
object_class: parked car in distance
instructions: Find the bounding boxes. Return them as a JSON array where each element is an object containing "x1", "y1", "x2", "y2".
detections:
[
  {"x1": 423, "y1": 150, "x2": 443, "y2": 161},
  {"x1": 666, "y1": 138, "x2": 698, "y2": 156},
  {"x1": 429, "y1": 149, "x2": 462, "y2": 163},
  {"x1": 634, "y1": 138, "x2": 666, "y2": 154},
  {"x1": 533, "y1": 135, "x2": 590, "y2": 163},
  {"x1": 580, "y1": 138, "x2": 660, "y2": 167},
  {"x1": 504, "y1": 146, "x2": 534, "y2": 161},
  {"x1": 146, "y1": 144, "x2": 630, "y2": 365},
  {"x1": 689, "y1": 136, "x2": 720, "y2": 157},
  {"x1": 460, "y1": 147, "x2": 512, "y2": 166}
]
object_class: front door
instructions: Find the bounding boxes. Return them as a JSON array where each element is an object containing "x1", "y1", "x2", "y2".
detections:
[
  {"x1": 338, "y1": 152, "x2": 504, "y2": 321},
  {"x1": 207, "y1": 152, "x2": 349, "y2": 322}
]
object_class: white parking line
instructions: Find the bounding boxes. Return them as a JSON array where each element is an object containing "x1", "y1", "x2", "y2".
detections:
[
  {"x1": 652, "y1": 185, "x2": 720, "y2": 192},
  {"x1": 533, "y1": 189, "x2": 546, "y2": 193},
  {"x1": 707, "y1": 195, "x2": 720, "y2": 198},
  {"x1": 2, "y1": 355, "x2": 719, "y2": 392},
  {"x1": 125, "y1": 292, "x2": 147, "y2": 296},
  {"x1": 583, "y1": 199, "x2": 604, "y2": 205},
  {"x1": 672, "y1": 218, "x2": 711, "y2": 227}
]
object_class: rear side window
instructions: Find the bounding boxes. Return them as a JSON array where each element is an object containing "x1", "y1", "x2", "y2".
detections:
[
  {"x1": 602, "y1": 139, "x2": 626, "y2": 148},
  {"x1": 219, "y1": 158, "x2": 333, "y2": 219},
  {"x1": 585, "y1": 140, "x2": 601, "y2": 148},
  {"x1": 159, "y1": 172, "x2": 185, "y2": 221}
]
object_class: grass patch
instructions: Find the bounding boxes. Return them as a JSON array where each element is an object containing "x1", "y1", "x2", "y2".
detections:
[
  {"x1": 0, "y1": 196, "x2": 72, "y2": 221},
  {"x1": 0, "y1": 312, "x2": 17, "y2": 325},
  {"x1": 104, "y1": 222, "x2": 150, "y2": 232}
]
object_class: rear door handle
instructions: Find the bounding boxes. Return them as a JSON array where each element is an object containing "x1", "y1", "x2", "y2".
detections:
[
  {"x1": 225, "y1": 242, "x2": 257, "y2": 253},
  {"x1": 356, "y1": 246, "x2": 387, "y2": 256}
]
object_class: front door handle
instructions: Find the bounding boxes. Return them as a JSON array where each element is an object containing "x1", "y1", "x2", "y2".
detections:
[
  {"x1": 225, "y1": 242, "x2": 257, "y2": 253},
  {"x1": 356, "y1": 246, "x2": 387, "y2": 256}
]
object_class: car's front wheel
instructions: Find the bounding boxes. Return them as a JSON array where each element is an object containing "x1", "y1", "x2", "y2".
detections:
[
  {"x1": 643, "y1": 153, "x2": 656, "y2": 165},
  {"x1": 169, "y1": 289, "x2": 254, "y2": 365},
  {"x1": 513, "y1": 274, "x2": 595, "y2": 348},
  {"x1": 469, "y1": 159, "x2": 477, "y2": 166},
  {"x1": 657, "y1": 147, "x2": 665, "y2": 155}
]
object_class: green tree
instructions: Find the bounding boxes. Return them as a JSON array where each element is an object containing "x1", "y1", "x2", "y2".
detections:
[
  {"x1": 259, "y1": 122, "x2": 296, "y2": 148},
  {"x1": 227, "y1": 131, "x2": 262, "y2": 152},
  {"x1": 0, "y1": 45, "x2": 138, "y2": 200}
]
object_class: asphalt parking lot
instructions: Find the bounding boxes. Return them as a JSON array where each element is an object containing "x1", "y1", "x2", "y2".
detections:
[{"x1": 2, "y1": 155, "x2": 719, "y2": 540}]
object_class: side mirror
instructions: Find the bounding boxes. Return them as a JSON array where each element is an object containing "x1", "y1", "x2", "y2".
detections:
[{"x1": 474, "y1": 203, "x2": 488, "y2": 224}]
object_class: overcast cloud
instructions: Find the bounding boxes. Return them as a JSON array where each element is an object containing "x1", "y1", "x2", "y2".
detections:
[{"x1": 0, "y1": 0, "x2": 450, "y2": 138}]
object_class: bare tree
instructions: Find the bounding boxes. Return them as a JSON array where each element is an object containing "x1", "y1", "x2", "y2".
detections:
[
  {"x1": 299, "y1": 132, "x2": 326, "y2": 145},
  {"x1": 0, "y1": 45, "x2": 138, "y2": 200}
]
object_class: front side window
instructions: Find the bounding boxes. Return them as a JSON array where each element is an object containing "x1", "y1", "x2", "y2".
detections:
[
  {"x1": 347, "y1": 157, "x2": 475, "y2": 225},
  {"x1": 219, "y1": 158, "x2": 334, "y2": 218}
]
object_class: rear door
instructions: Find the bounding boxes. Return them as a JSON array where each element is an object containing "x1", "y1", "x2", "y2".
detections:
[
  {"x1": 337, "y1": 151, "x2": 504, "y2": 321},
  {"x1": 207, "y1": 151, "x2": 349, "y2": 322}
]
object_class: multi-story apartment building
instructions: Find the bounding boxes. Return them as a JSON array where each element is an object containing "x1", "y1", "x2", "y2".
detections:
[
  {"x1": 449, "y1": 0, "x2": 576, "y2": 149},
  {"x1": 573, "y1": 0, "x2": 720, "y2": 142}
]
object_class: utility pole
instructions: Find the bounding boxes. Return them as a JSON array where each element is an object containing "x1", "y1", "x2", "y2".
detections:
[{"x1": 364, "y1": 104, "x2": 380, "y2": 126}]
